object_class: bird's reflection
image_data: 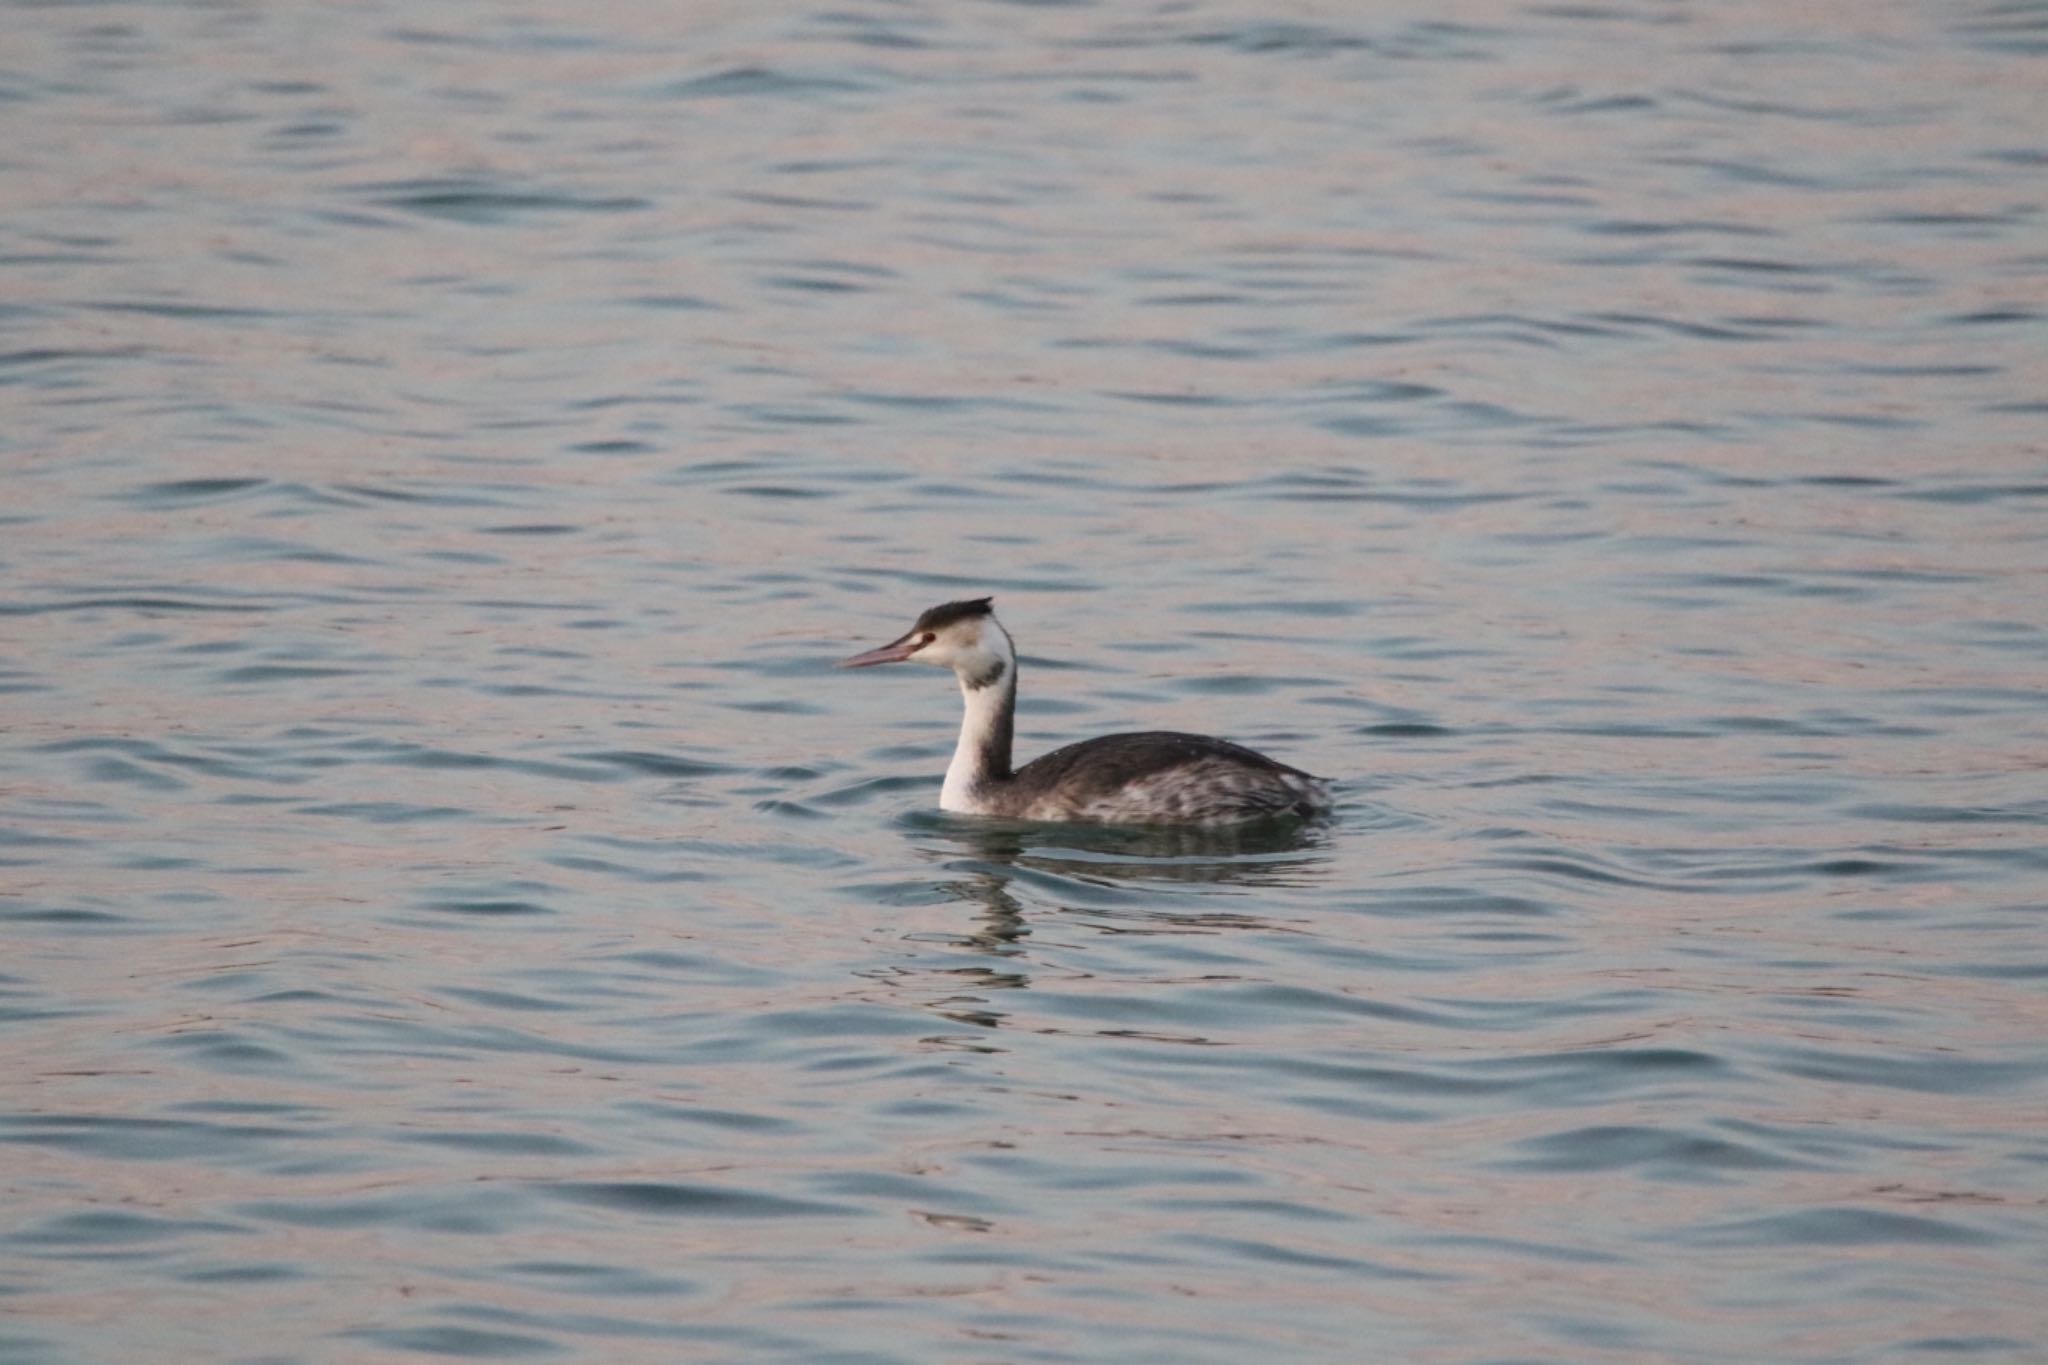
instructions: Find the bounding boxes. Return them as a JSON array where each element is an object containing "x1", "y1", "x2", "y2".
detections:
[
  {"x1": 909, "y1": 812, "x2": 1335, "y2": 954},
  {"x1": 893, "y1": 813, "x2": 1336, "y2": 1041},
  {"x1": 946, "y1": 868, "x2": 1029, "y2": 954},
  {"x1": 925, "y1": 813, "x2": 1336, "y2": 888}
]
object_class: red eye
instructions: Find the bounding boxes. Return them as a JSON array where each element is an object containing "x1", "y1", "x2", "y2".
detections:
[{"x1": 920, "y1": 632, "x2": 936, "y2": 645}]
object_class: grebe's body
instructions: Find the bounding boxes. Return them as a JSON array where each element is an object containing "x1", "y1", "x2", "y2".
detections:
[{"x1": 841, "y1": 598, "x2": 1330, "y2": 826}]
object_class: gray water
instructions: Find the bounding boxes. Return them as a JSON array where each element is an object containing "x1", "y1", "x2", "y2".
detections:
[{"x1": 5, "y1": 1, "x2": 2047, "y2": 1361}]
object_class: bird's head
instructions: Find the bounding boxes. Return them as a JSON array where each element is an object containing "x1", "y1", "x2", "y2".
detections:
[{"x1": 839, "y1": 597, "x2": 1011, "y2": 690}]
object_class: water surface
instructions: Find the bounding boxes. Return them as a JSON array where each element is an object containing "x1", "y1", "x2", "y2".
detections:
[{"x1": 4, "y1": 0, "x2": 2047, "y2": 1360}]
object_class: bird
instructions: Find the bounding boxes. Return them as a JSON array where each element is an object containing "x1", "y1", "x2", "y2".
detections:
[{"x1": 839, "y1": 597, "x2": 1331, "y2": 826}]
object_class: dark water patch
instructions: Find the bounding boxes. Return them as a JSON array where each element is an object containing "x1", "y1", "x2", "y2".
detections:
[
  {"x1": 81, "y1": 755, "x2": 186, "y2": 791},
  {"x1": 1182, "y1": 595, "x2": 1364, "y2": 617},
  {"x1": 599, "y1": 951, "x2": 782, "y2": 989},
  {"x1": 332, "y1": 481, "x2": 516, "y2": 507},
  {"x1": 1358, "y1": 884, "x2": 1559, "y2": 920},
  {"x1": 1892, "y1": 480, "x2": 2048, "y2": 505},
  {"x1": 1180, "y1": 22, "x2": 1378, "y2": 55},
  {"x1": 495, "y1": 1261, "x2": 698, "y2": 1297},
  {"x1": 240, "y1": 1186, "x2": 547, "y2": 1234},
  {"x1": 1353, "y1": 721, "x2": 1454, "y2": 738},
  {"x1": 1464, "y1": 1046, "x2": 1728, "y2": 1100},
  {"x1": 335, "y1": 1015, "x2": 654, "y2": 1067},
  {"x1": 1478, "y1": 851, "x2": 1694, "y2": 893},
  {"x1": 344, "y1": 1311, "x2": 560, "y2": 1355},
  {"x1": 1951, "y1": 2, "x2": 2048, "y2": 54},
  {"x1": 759, "y1": 274, "x2": 879, "y2": 297},
  {"x1": 1682, "y1": 853, "x2": 1940, "y2": 884},
  {"x1": 725, "y1": 698, "x2": 828, "y2": 716},
  {"x1": 1580, "y1": 219, "x2": 1775, "y2": 239},
  {"x1": 542, "y1": 1182, "x2": 854, "y2": 1219},
  {"x1": 1174, "y1": 672, "x2": 1327, "y2": 696},
  {"x1": 175, "y1": 1261, "x2": 305, "y2": 1284},
  {"x1": 1680, "y1": 1208, "x2": 2000, "y2": 1248},
  {"x1": 437, "y1": 984, "x2": 584, "y2": 1014},
  {"x1": 31, "y1": 734, "x2": 306, "y2": 787},
  {"x1": 1212, "y1": 983, "x2": 1493, "y2": 1030},
  {"x1": 10, "y1": 1209, "x2": 245, "y2": 1249},
  {"x1": 0, "y1": 1114, "x2": 315, "y2": 1164},
  {"x1": 1524, "y1": 89, "x2": 1659, "y2": 116},
  {"x1": 0, "y1": 907, "x2": 132, "y2": 932},
  {"x1": 568, "y1": 438, "x2": 657, "y2": 456},
  {"x1": 583, "y1": 832, "x2": 860, "y2": 872},
  {"x1": 656, "y1": 64, "x2": 879, "y2": 100},
  {"x1": 216, "y1": 664, "x2": 361, "y2": 685},
  {"x1": 358, "y1": 177, "x2": 650, "y2": 224},
  {"x1": 404, "y1": 1131, "x2": 596, "y2": 1157},
  {"x1": 1898, "y1": 1338, "x2": 2032, "y2": 1356},
  {"x1": 747, "y1": 1004, "x2": 938, "y2": 1048},
  {"x1": 0, "y1": 1004, "x2": 93, "y2": 1027},
  {"x1": 1322, "y1": 402, "x2": 1541, "y2": 439},
  {"x1": 1583, "y1": 310, "x2": 1780, "y2": 343},
  {"x1": 834, "y1": 565, "x2": 1096, "y2": 596},
  {"x1": 812, "y1": 1170, "x2": 1018, "y2": 1218},
  {"x1": 461, "y1": 599, "x2": 606, "y2": 615},
  {"x1": 1500, "y1": 1124, "x2": 1815, "y2": 1178},
  {"x1": 89, "y1": 300, "x2": 280, "y2": 320},
  {"x1": 1179, "y1": 1234, "x2": 1439, "y2": 1280},
  {"x1": 1848, "y1": 802, "x2": 2047, "y2": 825},
  {"x1": 846, "y1": 391, "x2": 1054, "y2": 418},
  {"x1": 1410, "y1": 311, "x2": 1603, "y2": 347},
  {"x1": 1173, "y1": 1045, "x2": 1725, "y2": 1112},
  {"x1": 0, "y1": 595, "x2": 272, "y2": 617},
  {"x1": 126, "y1": 477, "x2": 269, "y2": 504},
  {"x1": 296, "y1": 801, "x2": 471, "y2": 823},
  {"x1": 1255, "y1": 468, "x2": 1530, "y2": 508},
  {"x1": 543, "y1": 853, "x2": 712, "y2": 884},
  {"x1": 1921, "y1": 947, "x2": 2048, "y2": 980},
  {"x1": 616, "y1": 1101, "x2": 800, "y2": 1135},
  {"x1": 1794, "y1": 409, "x2": 1926, "y2": 431},
  {"x1": 947, "y1": 859, "x2": 1168, "y2": 910},
  {"x1": 1659, "y1": 155, "x2": 1851, "y2": 191},
  {"x1": 1674, "y1": 89, "x2": 1930, "y2": 125},
  {"x1": 568, "y1": 750, "x2": 733, "y2": 778},
  {"x1": 0, "y1": 345, "x2": 147, "y2": 376},
  {"x1": 728, "y1": 480, "x2": 843, "y2": 499},
  {"x1": 1105, "y1": 389, "x2": 1239, "y2": 408},
  {"x1": 333, "y1": 738, "x2": 618, "y2": 782},
  {"x1": 753, "y1": 797, "x2": 829, "y2": 821},
  {"x1": 1152, "y1": 1195, "x2": 1353, "y2": 1225},
  {"x1": 152, "y1": 1030, "x2": 298, "y2": 1073},
  {"x1": 357, "y1": 1306, "x2": 759, "y2": 1355},
  {"x1": 202, "y1": 534, "x2": 375, "y2": 567},
  {"x1": 1942, "y1": 308, "x2": 2041, "y2": 327},
  {"x1": 622, "y1": 292, "x2": 723, "y2": 312},
  {"x1": 811, "y1": 774, "x2": 935, "y2": 808},
  {"x1": 1763, "y1": 1047, "x2": 2047, "y2": 1095},
  {"x1": 1411, "y1": 1231, "x2": 1630, "y2": 1271},
  {"x1": 422, "y1": 898, "x2": 557, "y2": 918},
  {"x1": 951, "y1": 815, "x2": 1335, "y2": 869}
]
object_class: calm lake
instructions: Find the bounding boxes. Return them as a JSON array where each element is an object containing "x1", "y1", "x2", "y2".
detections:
[{"x1": 4, "y1": 0, "x2": 2047, "y2": 1360}]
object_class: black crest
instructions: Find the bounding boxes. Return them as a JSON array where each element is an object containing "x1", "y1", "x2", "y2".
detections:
[{"x1": 913, "y1": 597, "x2": 994, "y2": 633}]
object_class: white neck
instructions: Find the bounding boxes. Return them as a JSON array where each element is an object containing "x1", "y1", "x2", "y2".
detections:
[{"x1": 939, "y1": 623, "x2": 1016, "y2": 814}]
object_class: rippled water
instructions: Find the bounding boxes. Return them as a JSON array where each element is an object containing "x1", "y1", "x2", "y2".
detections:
[{"x1": 6, "y1": 0, "x2": 2048, "y2": 1360}]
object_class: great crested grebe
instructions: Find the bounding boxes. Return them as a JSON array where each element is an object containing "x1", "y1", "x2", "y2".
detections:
[{"x1": 840, "y1": 597, "x2": 1332, "y2": 826}]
